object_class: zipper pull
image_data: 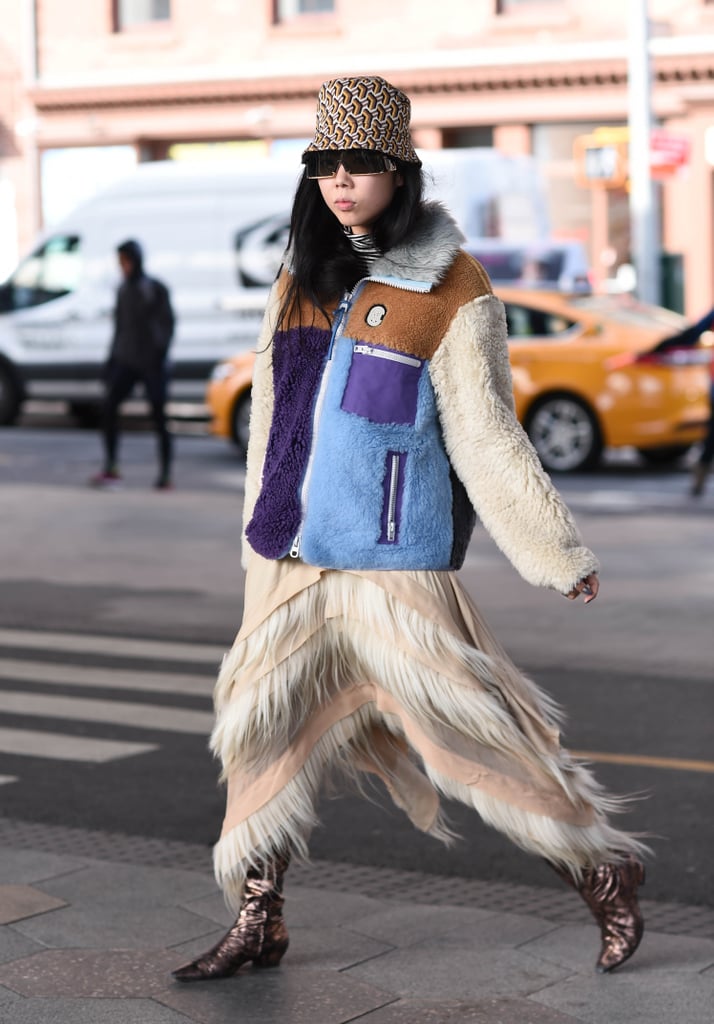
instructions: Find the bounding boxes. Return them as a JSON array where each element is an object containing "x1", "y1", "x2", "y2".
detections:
[{"x1": 289, "y1": 534, "x2": 301, "y2": 559}]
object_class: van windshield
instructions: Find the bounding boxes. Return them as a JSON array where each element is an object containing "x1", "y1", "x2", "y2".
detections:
[{"x1": 1, "y1": 235, "x2": 81, "y2": 311}]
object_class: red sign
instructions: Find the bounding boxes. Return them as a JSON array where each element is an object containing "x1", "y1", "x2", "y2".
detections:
[{"x1": 650, "y1": 131, "x2": 690, "y2": 176}]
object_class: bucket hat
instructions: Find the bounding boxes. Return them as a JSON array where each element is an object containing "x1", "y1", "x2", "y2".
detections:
[{"x1": 302, "y1": 76, "x2": 421, "y2": 165}]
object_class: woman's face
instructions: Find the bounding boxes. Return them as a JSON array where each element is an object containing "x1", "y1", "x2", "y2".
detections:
[{"x1": 318, "y1": 162, "x2": 402, "y2": 235}]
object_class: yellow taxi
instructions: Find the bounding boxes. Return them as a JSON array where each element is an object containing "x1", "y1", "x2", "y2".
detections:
[{"x1": 206, "y1": 287, "x2": 711, "y2": 473}]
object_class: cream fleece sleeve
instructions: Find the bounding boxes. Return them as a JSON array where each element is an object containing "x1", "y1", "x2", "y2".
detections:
[
  {"x1": 241, "y1": 283, "x2": 279, "y2": 568},
  {"x1": 429, "y1": 293, "x2": 599, "y2": 593}
]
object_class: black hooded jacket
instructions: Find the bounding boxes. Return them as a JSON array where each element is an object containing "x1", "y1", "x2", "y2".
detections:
[{"x1": 110, "y1": 240, "x2": 175, "y2": 373}]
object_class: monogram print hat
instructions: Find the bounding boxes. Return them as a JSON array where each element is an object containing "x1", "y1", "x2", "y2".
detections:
[{"x1": 303, "y1": 76, "x2": 421, "y2": 165}]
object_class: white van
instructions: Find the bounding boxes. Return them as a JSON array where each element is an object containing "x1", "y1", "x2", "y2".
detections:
[{"x1": 0, "y1": 149, "x2": 548, "y2": 424}]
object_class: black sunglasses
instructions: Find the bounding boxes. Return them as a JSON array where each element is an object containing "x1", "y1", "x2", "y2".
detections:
[{"x1": 305, "y1": 150, "x2": 397, "y2": 179}]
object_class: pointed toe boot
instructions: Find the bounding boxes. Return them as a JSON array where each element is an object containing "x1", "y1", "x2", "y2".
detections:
[
  {"x1": 172, "y1": 854, "x2": 289, "y2": 982},
  {"x1": 552, "y1": 854, "x2": 645, "y2": 973}
]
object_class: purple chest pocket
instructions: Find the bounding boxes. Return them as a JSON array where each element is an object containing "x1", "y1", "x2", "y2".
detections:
[{"x1": 341, "y1": 343, "x2": 424, "y2": 425}]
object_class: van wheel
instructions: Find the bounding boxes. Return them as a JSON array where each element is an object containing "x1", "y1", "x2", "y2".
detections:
[
  {"x1": 0, "y1": 365, "x2": 21, "y2": 425},
  {"x1": 69, "y1": 401, "x2": 102, "y2": 428},
  {"x1": 230, "y1": 390, "x2": 252, "y2": 454},
  {"x1": 525, "y1": 394, "x2": 602, "y2": 473}
]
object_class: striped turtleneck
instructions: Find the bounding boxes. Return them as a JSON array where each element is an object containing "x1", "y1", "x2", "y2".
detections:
[{"x1": 344, "y1": 227, "x2": 382, "y2": 273}]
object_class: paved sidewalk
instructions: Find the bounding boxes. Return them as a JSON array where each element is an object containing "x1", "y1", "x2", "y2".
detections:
[{"x1": 1, "y1": 836, "x2": 713, "y2": 1024}]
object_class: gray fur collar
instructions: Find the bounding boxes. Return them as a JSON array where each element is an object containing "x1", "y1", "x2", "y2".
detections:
[
  {"x1": 369, "y1": 201, "x2": 464, "y2": 287},
  {"x1": 284, "y1": 201, "x2": 464, "y2": 289}
]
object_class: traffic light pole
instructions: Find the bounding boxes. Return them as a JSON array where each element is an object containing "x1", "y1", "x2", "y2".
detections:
[{"x1": 628, "y1": 0, "x2": 661, "y2": 305}]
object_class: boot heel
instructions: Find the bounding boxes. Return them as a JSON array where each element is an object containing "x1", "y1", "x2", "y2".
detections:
[{"x1": 253, "y1": 944, "x2": 288, "y2": 969}]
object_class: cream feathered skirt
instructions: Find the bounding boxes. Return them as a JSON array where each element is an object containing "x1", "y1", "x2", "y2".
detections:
[{"x1": 211, "y1": 555, "x2": 643, "y2": 911}]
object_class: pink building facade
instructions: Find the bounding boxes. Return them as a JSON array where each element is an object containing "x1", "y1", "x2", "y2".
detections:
[{"x1": 2, "y1": 0, "x2": 714, "y2": 313}]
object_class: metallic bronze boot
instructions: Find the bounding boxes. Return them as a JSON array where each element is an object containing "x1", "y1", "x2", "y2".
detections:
[
  {"x1": 172, "y1": 854, "x2": 289, "y2": 982},
  {"x1": 552, "y1": 855, "x2": 645, "y2": 973}
]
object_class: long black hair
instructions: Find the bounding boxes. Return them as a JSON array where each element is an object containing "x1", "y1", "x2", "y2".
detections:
[{"x1": 277, "y1": 158, "x2": 424, "y2": 331}]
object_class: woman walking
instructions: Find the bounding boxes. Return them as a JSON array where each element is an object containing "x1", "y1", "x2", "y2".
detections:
[{"x1": 173, "y1": 76, "x2": 647, "y2": 983}]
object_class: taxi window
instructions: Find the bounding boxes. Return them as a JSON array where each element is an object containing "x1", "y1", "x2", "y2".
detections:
[{"x1": 504, "y1": 303, "x2": 574, "y2": 340}]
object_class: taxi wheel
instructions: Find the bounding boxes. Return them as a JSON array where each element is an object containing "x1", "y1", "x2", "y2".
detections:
[
  {"x1": 526, "y1": 394, "x2": 603, "y2": 473},
  {"x1": 637, "y1": 445, "x2": 691, "y2": 466},
  {"x1": 230, "y1": 390, "x2": 252, "y2": 455}
]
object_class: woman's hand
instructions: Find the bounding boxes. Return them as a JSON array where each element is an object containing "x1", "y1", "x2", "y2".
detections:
[{"x1": 566, "y1": 572, "x2": 599, "y2": 604}]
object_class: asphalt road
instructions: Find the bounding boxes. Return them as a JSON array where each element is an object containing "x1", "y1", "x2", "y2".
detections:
[{"x1": 1, "y1": 409, "x2": 712, "y2": 908}]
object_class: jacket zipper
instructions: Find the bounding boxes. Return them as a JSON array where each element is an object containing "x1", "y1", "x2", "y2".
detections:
[
  {"x1": 353, "y1": 344, "x2": 421, "y2": 368},
  {"x1": 289, "y1": 292, "x2": 353, "y2": 559},
  {"x1": 386, "y1": 452, "x2": 401, "y2": 543}
]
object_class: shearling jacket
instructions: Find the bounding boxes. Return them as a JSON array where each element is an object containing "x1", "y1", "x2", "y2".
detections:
[{"x1": 243, "y1": 203, "x2": 598, "y2": 594}]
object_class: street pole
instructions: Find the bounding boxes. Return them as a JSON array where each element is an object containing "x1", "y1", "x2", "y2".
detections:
[
  {"x1": 628, "y1": 0, "x2": 660, "y2": 305},
  {"x1": 21, "y1": 0, "x2": 42, "y2": 237}
]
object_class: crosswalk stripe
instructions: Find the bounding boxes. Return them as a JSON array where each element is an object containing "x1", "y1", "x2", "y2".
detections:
[
  {"x1": 0, "y1": 691, "x2": 214, "y2": 735},
  {"x1": 0, "y1": 727, "x2": 157, "y2": 763},
  {"x1": 0, "y1": 659, "x2": 214, "y2": 697},
  {"x1": 0, "y1": 774, "x2": 19, "y2": 785},
  {"x1": 0, "y1": 628, "x2": 227, "y2": 666}
]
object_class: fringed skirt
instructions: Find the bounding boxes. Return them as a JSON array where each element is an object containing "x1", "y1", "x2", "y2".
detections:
[{"x1": 211, "y1": 556, "x2": 643, "y2": 911}]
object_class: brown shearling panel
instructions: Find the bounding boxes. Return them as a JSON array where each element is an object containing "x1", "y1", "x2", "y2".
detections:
[
  {"x1": 276, "y1": 270, "x2": 337, "y2": 332},
  {"x1": 344, "y1": 251, "x2": 492, "y2": 359}
]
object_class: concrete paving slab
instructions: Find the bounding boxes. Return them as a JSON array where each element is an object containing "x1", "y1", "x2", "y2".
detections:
[
  {"x1": 345, "y1": 903, "x2": 498, "y2": 948},
  {"x1": 0, "y1": 996, "x2": 196, "y2": 1024},
  {"x1": 284, "y1": 884, "x2": 385, "y2": 929},
  {"x1": 13, "y1": 904, "x2": 222, "y2": 950},
  {"x1": 531, "y1": 969, "x2": 714, "y2": 1024},
  {"x1": 0, "y1": 848, "x2": 87, "y2": 886},
  {"x1": 346, "y1": 935, "x2": 571, "y2": 1002},
  {"x1": 0, "y1": 885, "x2": 67, "y2": 924},
  {"x1": 0, "y1": 948, "x2": 181, "y2": 998},
  {"x1": 37, "y1": 862, "x2": 217, "y2": 910},
  {"x1": 281, "y1": 924, "x2": 392, "y2": 970},
  {"x1": 451, "y1": 909, "x2": 561, "y2": 947},
  {"x1": 167, "y1": 920, "x2": 393, "y2": 974},
  {"x1": 0, "y1": 926, "x2": 45, "y2": 966},
  {"x1": 160, "y1": 966, "x2": 394, "y2": 1024},
  {"x1": 0, "y1": 985, "x2": 18, "y2": 1009},
  {"x1": 513, "y1": 921, "x2": 605, "y2": 974},
  {"x1": 167, "y1": 925, "x2": 227, "y2": 967},
  {"x1": 354, "y1": 996, "x2": 583, "y2": 1023},
  {"x1": 175, "y1": 891, "x2": 233, "y2": 929},
  {"x1": 521, "y1": 922, "x2": 714, "y2": 974}
]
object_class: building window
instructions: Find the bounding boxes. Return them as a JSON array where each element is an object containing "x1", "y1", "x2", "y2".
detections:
[
  {"x1": 115, "y1": 0, "x2": 171, "y2": 30},
  {"x1": 275, "y1": 0, "x2": 335, "y2": 19}
]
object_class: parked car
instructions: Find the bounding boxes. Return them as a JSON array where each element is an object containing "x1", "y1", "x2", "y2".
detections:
[{"x1": 206, "y1": 286, "x2": 711, "y2": 473}]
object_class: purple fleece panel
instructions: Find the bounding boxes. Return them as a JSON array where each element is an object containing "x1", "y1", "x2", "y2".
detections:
[
  {"x1": 246, "y1": 325, "x2": 330, "y2": 559},
  {"x1": 341, "y1": 347, "x2": 422, "y2": 425}
]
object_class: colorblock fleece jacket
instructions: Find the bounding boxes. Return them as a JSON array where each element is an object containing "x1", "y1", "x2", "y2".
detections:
[{"x1": 243, "y1": 203, "x2": 598, "y2": 593}]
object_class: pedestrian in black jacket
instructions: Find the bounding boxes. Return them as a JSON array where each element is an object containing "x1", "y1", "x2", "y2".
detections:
[{"x1": 89, "y1": 239, "x2": 175, "y2": 489}]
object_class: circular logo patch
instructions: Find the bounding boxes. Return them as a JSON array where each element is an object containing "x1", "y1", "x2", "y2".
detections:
[{"x1": 365, "y1": 304, "x2": 387, "y2": 327}]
